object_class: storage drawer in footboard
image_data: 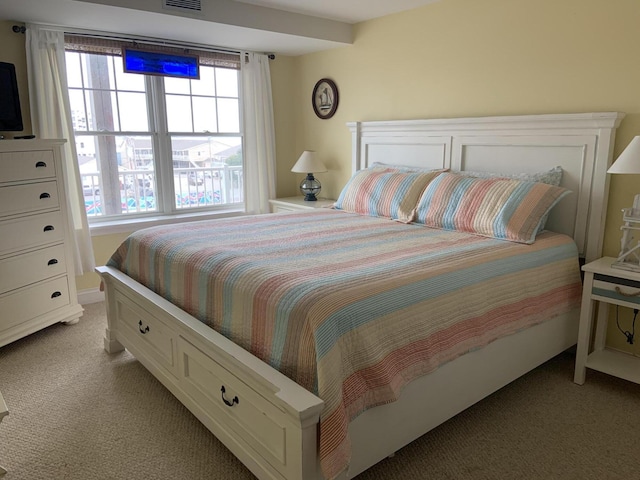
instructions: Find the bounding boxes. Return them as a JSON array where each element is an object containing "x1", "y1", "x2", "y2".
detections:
[
  {"x1": 178, "y1": 337, "x2": 301, "y2": 480},
  {"x1": 114, "y1": 289, "x2": 178, "y2": 378}
]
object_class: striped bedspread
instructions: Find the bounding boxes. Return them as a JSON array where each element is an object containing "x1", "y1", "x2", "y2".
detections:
[{"x1": 107, "y1": 209, "x2": 582, "y2": 479}]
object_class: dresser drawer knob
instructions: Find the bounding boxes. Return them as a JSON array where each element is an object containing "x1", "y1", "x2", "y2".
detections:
[
  {"x1": 615, "y1": 286, "x2": 640, "y2": 297},
  {"x1": 51, "y1": 291, "x2": 62, "y2": 299},
  {"x1": 43, "y1": 225, "x2": 55, "y2": 232},
  {"x1": 220, "y1": 386, "x2": 239, "y2": 407},
  {"x1": 47, "y1": 258, "x2": 59, "y2": 266},
  {"x1": 35, "y1": 161, "x2": 47, "y2": 168},
  {"x1": 40, "y1": 192, "x2": 51, "y2": 199},
  {"x1": 138, "y1": 320, "x2": 150, "y2": 334}
]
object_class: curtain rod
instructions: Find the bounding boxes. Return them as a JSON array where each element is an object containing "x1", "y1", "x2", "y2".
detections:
[{"x1": 11, "y1": 24, "x2": 275, "y2": 59}]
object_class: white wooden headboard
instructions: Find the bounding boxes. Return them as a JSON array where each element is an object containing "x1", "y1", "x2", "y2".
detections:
[{"x1": 347, "y1": 112, "x2": 625, "y2": 262}]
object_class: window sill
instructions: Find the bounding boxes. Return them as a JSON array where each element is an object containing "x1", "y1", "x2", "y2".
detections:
[{"x1": 89, "y1": 207, "x2": 246, "y2": 237}]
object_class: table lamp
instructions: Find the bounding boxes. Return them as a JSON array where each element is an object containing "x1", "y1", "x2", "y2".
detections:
[
  {"x1": 291, "y1": 151, "x2": 327, "y2": 201},
  {"x1": 608, "y1": 136, "x2": 640, "y2": 271}
]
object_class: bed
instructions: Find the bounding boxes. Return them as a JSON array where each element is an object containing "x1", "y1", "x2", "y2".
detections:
[{"x1": 96, "y1": 112, "x2": 624, "y2": 480}]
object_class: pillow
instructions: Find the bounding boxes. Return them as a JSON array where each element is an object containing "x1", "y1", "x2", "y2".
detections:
[
  {"x1": 454, "y1": 166, "x2": 563, "y2": 232},
  {"x1": 413, "y1": 172, "x2": 571, "y2": 244},
  {"x1": 454, "y1": 166, "x2": 563, "y2": 186},
  {"x1": 334, "y1": 168, "x2": 442, "y2": 223},
  {"x1": 370, "y1": 162, "x2": 444, "y2": 173}
]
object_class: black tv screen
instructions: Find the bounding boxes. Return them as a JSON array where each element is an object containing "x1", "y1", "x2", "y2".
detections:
[{"x1": 0, "y1": 62, "x2": 23, "y2": 132}]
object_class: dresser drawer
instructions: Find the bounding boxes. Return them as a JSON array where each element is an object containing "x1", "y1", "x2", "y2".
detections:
[
  {"x1": 0, "y1": 181, "x2": 59, "y2": 218},
  {"x1": 0, "y1": 211, "x2": 65, "y2": 256},
  {"x1": 0, "y1": 150, "x2": 56, "y2": 183},
  {"x1": 178, "y1": 337, "x2": 290, "y2": 476},
  {"x1": 0, "y1": 276, "x2": 70, "y2": 333},
  {"x1": 0, "y1": 244, "x2": 67, "y2": 294},
  {"x1": 115, "y1": 290, "x2": 178, "y2": 376}
]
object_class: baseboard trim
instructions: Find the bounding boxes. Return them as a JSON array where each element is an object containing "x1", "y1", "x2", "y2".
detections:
[{"x1": 78, "y1": 287, "x2": 105, "y2": 305}]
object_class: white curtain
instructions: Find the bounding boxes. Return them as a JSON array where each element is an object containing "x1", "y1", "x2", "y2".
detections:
[
  {"x1": 241, "y1": 52, "x2": 276, "y2": 214},
  {"x1": 25, "y1": 24, "x2": 95, "y2": 275}
]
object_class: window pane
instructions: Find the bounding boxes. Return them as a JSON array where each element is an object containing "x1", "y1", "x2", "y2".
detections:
[
  {"x1": 215, "y1": 68, "x2": 238, "y2": 97},
  {"x1": 166, "y1": 94, "x2": 193, "y2": 132},
  {"x1": 68, "y1": 89, "x2": 87, "y2": 131},
  {"x1": 65, "y1": 52, "x2": 83, "y2": 88},
  {"x1": 191, "y1": 66, "x2": 215, "y2": 96},
  {"x1": 78, "y1": 134, "x2": 156, "y2": 218},
  {"x1": 217, "y1": 98, "x2": 239, "y2": 132},
  {"x1": 171, "y1": 136, "x2": 243, "y2": 210},
  {"x1": 193, "y1": 97, "x2": 217, "y2": 133},
  {"x1": 164, "y1": 76, "x2": 191, "y2": 95},
  {"x1": 114, "y1": 60, "x2": 146, "y2": 92},
  {"x1": 118, "y1": 92, "x2": 149, "y2": 131}
]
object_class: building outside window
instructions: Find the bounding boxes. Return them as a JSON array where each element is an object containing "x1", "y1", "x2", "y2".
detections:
[{"x1": 64, "y1": 36, "x2": 243, "y2": 221}]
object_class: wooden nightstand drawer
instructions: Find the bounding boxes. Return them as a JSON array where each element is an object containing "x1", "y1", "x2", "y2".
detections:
[{"x1": 592, "y1": 274, "x2": 640, "y2": 306}]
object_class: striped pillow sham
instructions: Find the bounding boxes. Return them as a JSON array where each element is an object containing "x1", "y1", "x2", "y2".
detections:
[
  {"x1": 334, "y1": 168, "x2": 442, "y2": 223},
  {"x1": 413, "y1": 172, "x2": 571, "y2": 244}
]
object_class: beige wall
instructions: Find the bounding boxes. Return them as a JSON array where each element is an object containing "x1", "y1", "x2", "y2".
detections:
[{"x1": 3, "y1": 0, "x2": 640, "y2": 353}]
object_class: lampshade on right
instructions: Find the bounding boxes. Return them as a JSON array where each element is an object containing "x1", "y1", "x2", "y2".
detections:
[
  {"x1": 608, "y1": 136, "x2": 640, "y2": 271},
  {"x1": 291, "y1": 151, "x2": 327, "y2": 201},
  {"x1": 608, "y1": 136, "x2": 640, "y2": 174}
]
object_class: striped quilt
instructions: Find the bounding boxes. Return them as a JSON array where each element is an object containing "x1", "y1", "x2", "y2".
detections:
[{"x1": 107, "y1": 209, "x2": 582, "y2": 479}]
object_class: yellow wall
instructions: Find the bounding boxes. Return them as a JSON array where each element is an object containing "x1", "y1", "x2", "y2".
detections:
[
  {"x1": 283, "y1": 0, "x2": 640, "y2": 355},
  {"x1": 3, "y1": 0, "x2": 640, "y2": 353}
]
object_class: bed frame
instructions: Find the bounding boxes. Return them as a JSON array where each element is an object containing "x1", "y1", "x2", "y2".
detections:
[{"x1": 97, "y1": 112, "x2": 624, "y2": 480}]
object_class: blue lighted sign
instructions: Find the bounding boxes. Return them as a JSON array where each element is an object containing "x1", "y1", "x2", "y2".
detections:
[{"x1": 122, "y1": 48, "x2": 200, "y2": 79}]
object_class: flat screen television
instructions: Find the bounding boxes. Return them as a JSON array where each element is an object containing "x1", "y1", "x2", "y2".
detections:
[{"x1": 0, "y1": 62, "x2": 23, "y2": 132}]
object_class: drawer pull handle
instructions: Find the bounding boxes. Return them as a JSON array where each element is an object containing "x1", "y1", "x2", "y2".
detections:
[
  {"x1": 615, "y1": 286, "x2": 640, "y2": 297},
  {"x1": 40, "y1": 192, "x2": 51, "y2": 199},
  {"x1": 51, "y1": 291, "x2": 62, "y2": 299},
  {"x1": 35, "y1": 161, "x2": 47, "y2": 168},
  {"x1": 43, "y1": 225, "x2": 55, "y2": 232},
  {"x1": 220, "y1": 386, "x2": 239, "y2": 407},
  {"x1": 47, "y1": 258, "x2": 59, "y2": 266},
  {"x1": 138, "y1": 320, "x2": 149, "y2": 334}
]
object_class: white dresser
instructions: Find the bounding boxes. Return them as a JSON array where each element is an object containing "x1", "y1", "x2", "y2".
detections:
[{"x1": 0, "y1": 140, "x2": 83, "y2": 348}]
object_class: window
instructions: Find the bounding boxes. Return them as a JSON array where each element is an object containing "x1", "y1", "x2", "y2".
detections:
[{"x1": 64, "y1": 36, "x2": 243, "y2": 222}]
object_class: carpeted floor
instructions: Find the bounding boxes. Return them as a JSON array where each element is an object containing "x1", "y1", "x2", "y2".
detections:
[{"x1": 0, "y1": 302, "x2": 639, "y2": 480}]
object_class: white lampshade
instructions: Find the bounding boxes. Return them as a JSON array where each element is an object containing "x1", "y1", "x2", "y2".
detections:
[
  {"x1": 291, "y1": 151, "x2": 327, "y2": 174},
  {"x1": 608, "y1": 136, "x2": 640, "y2": 174}
]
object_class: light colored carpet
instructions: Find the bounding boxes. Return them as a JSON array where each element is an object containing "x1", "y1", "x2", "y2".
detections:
[{"x1": 0, "y1": 302, "x2": 639, "y2": 480}]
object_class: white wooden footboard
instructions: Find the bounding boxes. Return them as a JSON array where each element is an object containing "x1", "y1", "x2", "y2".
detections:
[{"x1": 97, "y1": 266, "x2": 325, "y2": 480}]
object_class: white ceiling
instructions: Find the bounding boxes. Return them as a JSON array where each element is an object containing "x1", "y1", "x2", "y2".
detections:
[
  {"x1": 234, "y1": 0, "x2": 440, "y2": 24},
  {"x1": 0, "y1": 0, "x2": 440, "y2": 56}
]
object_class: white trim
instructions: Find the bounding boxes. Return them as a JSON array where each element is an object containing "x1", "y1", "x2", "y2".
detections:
[{"x1": 77, "y1": 287, "x2": 105, "y2": 305}]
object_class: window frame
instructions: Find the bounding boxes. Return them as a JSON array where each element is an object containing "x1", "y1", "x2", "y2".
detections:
[{"x1": 64, "y1": 36, "x2": 245, "y2": 235}]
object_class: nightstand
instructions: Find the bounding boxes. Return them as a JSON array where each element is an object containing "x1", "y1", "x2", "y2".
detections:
[
  {"x1": 574, "y1": 257, "x2": 640, "y2": 385},
  {"x1": 269, "y1": 196, "x2": 335, "y2": 213}
]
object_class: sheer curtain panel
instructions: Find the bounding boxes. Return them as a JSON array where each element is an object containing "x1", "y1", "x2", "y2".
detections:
[
  {"x1": 242, "y1": 52, "x2": 276, "y2": 214},
  {"x1": 25, "y1": 25, "x2": 95, "y2": 275}
]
